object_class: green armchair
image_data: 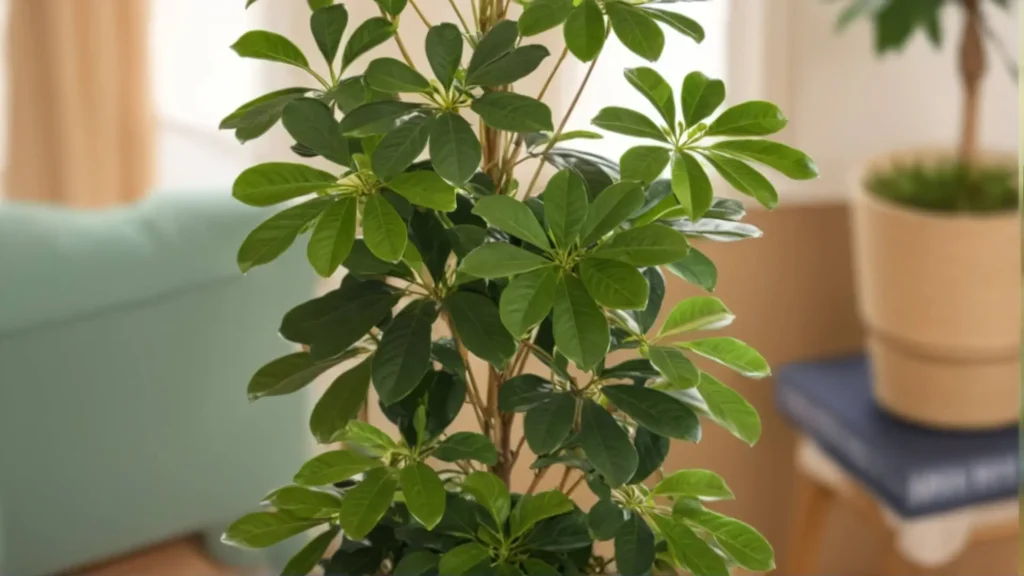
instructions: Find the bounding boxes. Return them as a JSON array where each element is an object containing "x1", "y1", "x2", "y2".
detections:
[{"x1": 0, "y1": 191, "x2": 319, "y2": 576}]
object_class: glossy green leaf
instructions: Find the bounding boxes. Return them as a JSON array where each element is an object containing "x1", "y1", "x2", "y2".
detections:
[
  {"x1": 466, "y1": 45, "x2": 550, "y2": 87},
  {"x1": 633, "y1": 267, "x2": 665, "y2": 334},
  {"x1": 697, "y1": 373, "x2": 762, "y2": 445},
  {"x1": 394, "y1": 551, "x2": 439, "y2": 576},
  {"x1": 311, "y1": 4, "x2": 348, "y2": 65},
  {"x1": 472, "y1": 92, "x2": 554, "y2": 133},
  {"x1": 373, "y1": 300, "x2": 439, "y2": 404},
  {"x1": 307, "y1": 196, "x2": 358, "y2": 277},
  {"x1": 652, "y1": 514, "x2": 729, "y2": 576},
  {"x1": 446, "y1": 291, "x2": 517, "y2": 368},
  {"x1": 543, "y1": 169, "x2": 589, "y2": 248},
  {"x1": 376, "y1": 0, "x2": 407, "y2": 17},
  {"x1": 499, "y1": 265, "x2": 559, "y2": 337},
  {"x1": 263, "y1": 485, "x2": 342, "y2": 519},
  {"x1": 433, "y1": 432, "x2": 499, "y2": 465},
  {"x1": 333, "y1": 421, "x2": 400, "y2": 455},
  {"x1": 579, "y1": 399, "x2": 638, "y2": 487},
  {"x1": 462, "y1": 471, "x2": 511, "y2": 524},
  {"x1": 237, "y1": 197, "x2": 330, "y2": 273},
  {"x1": 472, "y1": 195, "x2": 551, "y2": 248},
  {"x1": 362, "y1": 193, "x2": 409, "y2": 263},
  {"x1": 671, "y1": 152, "x2": 714, "y2": 219},
  {"x1": 701, "y1": 152, "x2": 779, "y2": 210},
  {"x1": 388, "y1": 171, "x2": 457, "y2": 211},
  {"x1": 426, "y1": 23, "x2": 464, "y2": 89},
  {"x1": 666, "y1": 247, "x2": 717, "y2": 292},
  {"x1": 706, "y1": 100, "x2": 788, "y2": 137},
  {"x1": 524, "y1": 394, "x2": 576, "y2": 455},
  {"x1": 280, "y1": 526, "x2": 339, "y2": 576},
  {"x1": 338, "y1": 467, "x2": 398, "y2": 540},
  {"x1": 602, "y1": 384, "x2": 701, "y2": 441},
  {"x1": 625, "y1": 67, "x2": 675, "y2": 127},
  {"x1": 653, "y1": 469, "x2": 734, "y2": 500},
  {"x1": 498, "y1": 374, "x2": 555, "y2": 413},
  {"x1": 630, "y1": 427, "x2": 670, "y2": 483},
  {"x1": 293, "y1": 449, "x2": 383, "y2": 486},
  {"x1": 365, "y1": 57, "x2": 431, "y2": 93},
  {"x1": 592, "y1": 107, "x2": 667, "y2": 142},
  {"x1": 579, "y1": 258, "x2": 649, "y2": 310},
  {"x1": 524, "y1": 511, "x2": 592, "y2": 551},
  {"x1": 588, "y1": 500, "x2": 627, "y2": 541},
  {"x1": 580, "y1": 181, "x2": 645, "y2": 245},
  {"x1": 342, "y1": 17, "x2": 394, "y2": 70},
  {"x1": 679, "y1": 337, "x2": 771, "y2": 378},
  {"x1": 222, "y1": 512, "x2": 323, "y2": 549},
  {"x1": 247, "y1": 351, "x2": 345, "y2": 401},
  {"x1": 233, "y1": 162, "x2": 337, "y2": 207},
  {"x1": 565, "y1": 0, "x2": 606, "y2": 62},
  {"x1": 643, "y1": 7, "x2": 705, "y2": 43},
  {"x1": 680, "y1": 71, "x2": 725, "y2": 127},
  {"x1": 592, "y1": 224, "x2": 689, "y2": 267},
  {"x1": 606, "y1": 2, "x2": 664, "y2": 61},
  {"x1": 553, "y1": 274, "x2": 610, "y2": 370},
  {"x1": 430, "y1": 112, "x2": 482, "y2": 186},
  {"x1": 371, "y1": 113, "x2": 435, "y2": 182},
  {"x1": 510, "y1": 491, "x2": 574, "y2": 538},
  {"x1": 659, "y1": 297, "x2": 734, "y2": 338},
  {"x1": 709, "y1": 139, "x2": 820, "y2": 180},
  {"x1": 647, "y1": 345, "x2": 700, "y2": 389},
  {"x1": 621, "y1": 146, "x2": 671, "y2": 186},
  {"x1": 468, "y1": 20, "x2": 519, "y2": 72},
  {"x1": 459, "y1": 243, "x2": 553, "y2": 278},
  {"x1": 678, "y1": 509, "x2": 775, "y2": 571},
  {"x1": 309, "y1": 356, "x2": 373, "y2": 443},
  {"x1": 400, "y1": 463, "x2": 446, "y2": 530},
  {"x1": 519, "y1": 0, "x2": 574, "y2": 36},
  {"x1": 231, "y1": 31, "x2": 309, "y2": 69},
  {"x1": 338, "y1": 100, "x2": 423, "y2": 137},
  {"x1": 439, "y1": 543, "x2": 491, "y2": 576},
  {"x1": 615, "y1": 514, "x2": 655, "y2": 576},
  {"x1": 220, "y1": 88, "x2": 310, "y2": 143}
]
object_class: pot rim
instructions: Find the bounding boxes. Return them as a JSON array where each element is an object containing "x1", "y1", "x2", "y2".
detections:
[{"x1": 851, "y1": 147, "x2": 1020, "y2": 223}]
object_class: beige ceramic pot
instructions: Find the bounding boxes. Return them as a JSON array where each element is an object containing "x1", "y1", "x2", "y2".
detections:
[{"x1": 851, "y1": 149, "x2": 1020, "y2": 429}]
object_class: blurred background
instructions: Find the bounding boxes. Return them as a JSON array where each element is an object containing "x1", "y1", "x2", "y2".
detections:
[{"x1": 0, "y1": 1, "x2": 1018, "y2": 575}]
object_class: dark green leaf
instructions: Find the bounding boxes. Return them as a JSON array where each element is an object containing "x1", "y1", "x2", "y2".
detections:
[
  {"x1": 615, "y1": 514, "x2": 655, "y2": 576},
  {"x1": 467, "y1": 45, "x2": 550, "y2": 87},
  {"x1": 553, "y1": 274, "x2": 610, "y2": 370},
  {"x1": 231, "y1": 31, "x2": 309, "y2": 69},
  {"x1": 543, "y1": 168, "x2": 589, "y2": 248},
  {"x1": 462, "y1": 471, "x2": 511, "y2": 524},
  {"x1": 339, "y1": 467, "x2": 398, "y2": 540},
  {"x1": 520, "y1": 559, "x2": 560, "y2": 576},
  {"x1": 602, "y1": 384, "x2": 701, "y2": 441},
  {"x1": 233, "y1": 162, "x2": 337, "y2": 207},
  {"x1": 247, "y1": 351, "x2": 347, "y2": 401},
  {"x1": 410, "y1": 210, "x2": 452, "y2": 282},
  {"x1": 709, "y1": 139, "x2": 819, "y2": 180},
  {"x1": 606, "y1": 2, "x2": 664, "y2": 61},
  {"x1": 671, "y1": 152, "x2": 713, "y2": 219},
  {"x1": 499, "y1": 265, "x2": 559, "y2": 337},
  {"x1": 510, "y1": 491, "x2": 574, "y2": 538},
  {"x1": 362, "y1": 193, "x2": 409, "y2": 262},
  {"x1": 706, "y1": 101, "x2": 788, "y2": 137},
  {"x1": 633, "y1": 267, "x2": 665, "y2": 334},
  {"x1": 373, "y1": 300, "x2": 439, "y2": 405},
  {"x1": 630, "y1": 427, "x2": 670, "y2": 483},
  {"x1": 621, "y1": 146, "x2": 671, "y2": 186},
  {"x1": 263, "y1": 485, "x2": 342, "y2": 519},
  {"x1": 371, "y1": 112, "x2": 436, "y2": 182},
  {"x1": 237, "y1": 197, "x2": 331, "y2": 273},
  {"x1": 472, "y1": 195, "x2": 551, "y2": 248},
  {"x1": 701, "y1": 151, "x2": 779, "y2": 210},
  {"x1": 280, "y1": 526, "x2": 339, "y2": 576},
  {"x1": 293, "y1": 449, "x2": 383, "y2": 486},
  {"x1": 338, "y1": 100, "x2": 423, "y2": 137},
  {"x1": 653, "y1": 469, "x2": 734, "y2": 500},
  {"x1": 430, "y1": 112, "x2": 482, "y2": 186},
  {"x1": 678, "y1": 337, "x2": 771, "y2": 378},
  {"x1": 446, "y1": 291, "x2": 517, "y2": 368},
  {"x1": 498, "y1": 374, "x2": 556, "y2": 413},
  {"x1": 524, "y1": 394, "x2": 576, "y2": 455},
  {"x1": 388, "y1": 171, "x2": 457, "y2": 211},
  {"x1": 222, "y1": 512, "x2": 323, "y2": 549},
  {"x1": 366, "y1": 57, "x2": 431, "y2": 93},
  {"x1": 467, "y1": 19, "x2": 520, "y2": 73},
  {"x1": 697, "y1": 372, "x2": 762, "y2": 445},
  {"x1": 311, "y1": 4, "x2": 348, "y2": 65},
  {"x1": 519, "y1": 0, "x2": 574, "y2": 36},
  {"x1": 588, "y1": 500, "x2": 627, "y2": 541},
  {"x1": 681, "y1": 71, "x2": 725, "y2": 127},
  {"x1": 473, "y1": 92, "x2": 554, "y2": 132},
  {"x1": 579, "y1": 257, "x2": 649, "y2": 310},
  {"x1": 625, "y1": 67, "x2": 675, "y2": 127},
  {"x1": 666, "y1": 247, "x2": 717, "y2": 291},
  {"x1": 308, "y1": 0, "x2": 333, "y2": 9},
  {"x1": 647, "y1": 345, "x2": 700, "y2": 389},
  {"x1": 579, "y1": 399, "x2": 638, "y2": 487},
  {"x1": 283, "y1": 98, "x2": 351, "y2": 166},
  {"x1": 376, "y1": 0, "x2": 408, "y2": 17},
  {"x1": 220, "y1": 88, "x2": 310, "y2": 143},
  {"x1": 434, "y1": 432, "x2": 499, "y2": 465},
  {"x1": 426, "y1": 23, "x2": 464, "y2": 89},
  {"x1": 307, "y1": 196, "x2": 358, "y2": 277},
  {"x1": 642, "y1": 7, "x2": 705, "y2": 43},
  {"x1": 652, "y1": 514, "x2": 728, "y2": 576},
  {"x1": 524, "y1": 511, "x2": 592, "y2": 551},
  {"x1": 580, "y1": 181, "x2": 646, "y2": 245},
  {"x1": 439, "y1": 543, "x2": 491, "y2": 576},
  {"x1": 460, "y1": 243, "x2": 553, "y2": 278},
  {"x1": 309, "y1": 356, "x2": 374, "y2": 443},
  {"x1": 564, "y1": 0, "x2": 606, "y2": 62},
  {"x1": 400, "y1": 463, "x2": 446, "y2": 530},
  {"x1": 592, "y1": 223, "x2": 689, "y2": 266},
  {"x1": 592, "y1": 107, "x2": 667, "y2": 142},
  {"x1": 394, "y1": 551, "x2": 439, "y2": 576},
  {"x1": 342, "y1": 17, "x2": 395, "y2": 70}
]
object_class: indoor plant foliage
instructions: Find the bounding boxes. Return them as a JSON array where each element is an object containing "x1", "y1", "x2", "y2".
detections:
[{"x1": 221, "y1": 0, "x2": 817, "y2": 573}]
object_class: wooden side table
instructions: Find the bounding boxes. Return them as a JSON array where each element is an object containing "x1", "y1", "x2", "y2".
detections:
[{"x1": 786, "y1": 437, "x2": 1018, "y2": 575}]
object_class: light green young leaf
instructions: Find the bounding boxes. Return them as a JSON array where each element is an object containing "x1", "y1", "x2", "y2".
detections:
[
  {"x1": 342, "y1": 17, "x2": 395, "y2": 70},
  {"x1": 372, "y1": 299, "x2": 438, "y2": 404},
  {"x1": 524, "y1": 394, "x2": 576, "y2": 455},
  {"x1": 400, "y1": 463, "x2": 446, "y2": 530},
  {"x1": 676, "y1": 508, "x2": 775, "y2": 571},
  {"x1": 706, "y1": 101, "x2": 788, "y2": 137},
  {"x1": 309, "y1": 355, "x2": 373, "y2": 443},
  {"x1": 433, "y1": 432, "x2": 499, "y2": 465},
  {"x1": 462, "y1": 471, "x2": 511, "y2": 524},
  {"x1": 231, "y1": 31, "x2": 309, "y2": 69},
  {"x1": 510, "y1": 491, "x2": 574, "y2": 538},
  {"x1": 472, "y1": 92, "x2": 554, "y2": 133},
  {"x1": 580, "y1": 181, "x2": 645, "y2": 245},
  {"x1": 388, "y1": 171, "x2": 457, "y2": 211},
  {"x1": 362, "y1": 193, "x2": 408, "y2": 263},
  {"x1": 333, "y1": 420, "x2": 401, "y2": 454},
  {"x1": 591, "y1": 224, "x2": 690, "y2": 267},
  {"x1": 446, "y1": 291, "x2": 517, "y2": 368},
  {"x1": 700, "y1": 151, "x2": 779, "y2": 209},
  {"x1": 338, "y1": 467, "x2": 398, "y2": 540},
  {"x1": 564, "y1": 0, "x2": 606, "y2": 62},
  {"x1": 602, "y1": 384, "x2": 701, "y2": 441},
  {"x1": 222, "y1": 512, "x2": 324, "y2": 549},
  {"x1": 459, "y1": 243, "x2": 553, "y2": 278},
  {"x1": 472, "y1": 195, "x2": 551, "y2": 248},
  {"x1": 625, "y1": 67, "x2": 676, "y2": 128},
  {"x1": 553, "y1": 274, "x2": 610, "y2": 370},
  {"x1": 671, "y1": 152, "x2": 714, "y2": 220},
  {"x1": 520, "y1": 0, "x2": 574, "y2": 36},
  {"x1": 578, "y1": 258, "x2": 649, "y2": 310},
  {"x1": 365, "y1": 57, "x2": 432, "y2": 93},
  {"x1": 293, "y1": 449, "x2": 383, "y2": 486},
  {"x1": 307, "y1": 196, "x2": 358, "y2": 277},
  {"x1": 606, "y1": 2, "x2": 665, "y2": 61},
  {"x1": 262, "y1": 485, "x2": 342, "y2": 519},
  {"x1": 543, "y1": 169, "x2": 589, "y2": 248},
  {"x1": 678, "y1": 337, "x2": 771, "y2": 379},
  {"x1": 621, "y1": 146, "x2": 671, "y2": 186},
  {"x1": 579, "y1": 399, "x2": 638, "y2": 487},
  {"x1": 697, "y1": 372, "x2": 762, "y2": 445},
  {"x1": 651, "y1": 514, "x2": 729, "y2": 576},
  {"x1": 592, "y1": 107, "x2": 668, "y2": 142},
  {"x1": 709, "y1": 139, "x2": 820, "y2": 180},
  {"x1": 653, "y1": 469, "x2": 735, "y2": 500},
  {"x1": 647, "y1": 345, "x2": 700, "y2": 389},
  {"x1": 642, "y1": 7, "x2": 705, "y2": 43},
  {"x1": 659, "y1": 297, "x2": 734, "y2": 338},
  {"x1": 233, "y1": 162, "x2": 337, "y2": 207},
  {"x1": 500, "y1": 265, "x2": 559, "y2": 337},
  {"x1": 237, "y1": 197, "x2": 331, "y2": 273},
  {"x1": 311, "y1": 4, "x2": 348, "y2": 65},
  {"x1": 680, "y1": 71, "x2": 725, "y2": 128}
]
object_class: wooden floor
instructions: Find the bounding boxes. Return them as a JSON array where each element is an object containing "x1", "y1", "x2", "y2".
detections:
[{"x1": 80, "y1": 538, "x2": 239, "y2": 576}]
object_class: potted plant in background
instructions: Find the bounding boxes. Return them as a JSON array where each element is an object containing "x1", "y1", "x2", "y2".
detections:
[
  {"x1": 219, "y1": 0, "x2": 816, "y2": 573},
  {"x1": 833, "y1": 0, "x2": 1019, "y2": 429}
]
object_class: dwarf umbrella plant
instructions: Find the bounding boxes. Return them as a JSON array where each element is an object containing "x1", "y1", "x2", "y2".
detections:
[{"x1": 220, "y1": 0, "x2": 817, "y2": 574}]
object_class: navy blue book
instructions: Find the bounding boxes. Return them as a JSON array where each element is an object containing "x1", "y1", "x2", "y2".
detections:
[{"x1": 776, "y1": 356, "x2": 1019, "y2": 518}]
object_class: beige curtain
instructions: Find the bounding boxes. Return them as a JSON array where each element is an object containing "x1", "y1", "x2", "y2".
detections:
[{"x1": 5, "y1": 0, "x2": 153, "y2": 207}]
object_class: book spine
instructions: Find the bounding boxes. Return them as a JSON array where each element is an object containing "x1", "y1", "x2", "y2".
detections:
[
  {"x1": 906, "y1": 453, "x2": 1019, "y2": 512},
  {"x1": 776, "y1": 386, "x2": 907, "y2": 502}
]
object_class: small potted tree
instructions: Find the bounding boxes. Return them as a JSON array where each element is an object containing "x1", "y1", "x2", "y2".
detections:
[
  {"x1": 219, "y1": 0, "x2": 816, "y2": 573},
  {"x1": 834, "y1": 0, "x2": 1019, "y2": 429}
]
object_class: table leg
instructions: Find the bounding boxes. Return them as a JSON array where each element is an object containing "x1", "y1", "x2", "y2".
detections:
[
  {"x1": 880, "y1": 539, "x2": 919, "y2": 576},
  {"x1": 786, "y1": 470, "x2": 836, "y2": 575}
]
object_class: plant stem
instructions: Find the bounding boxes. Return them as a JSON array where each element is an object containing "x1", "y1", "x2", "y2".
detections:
[
  {"x1": 447, "y1": 0, "x2": 474, "y2": 37},
  {"x1": 408, "y1": 0, "x2": 432, "y2": 28},
  {"x1": 526, "y1": 467, "x2": 549, "y2": 495},
  {"x1": 564, "y1": 474, "x2": 586, "y2": 497},
  {"x1": 959, "y1": 0, "x2": 985, "y2": 170},
  {"x1": 442, "y1": 313, "x2": 488, "y2": 432}
]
